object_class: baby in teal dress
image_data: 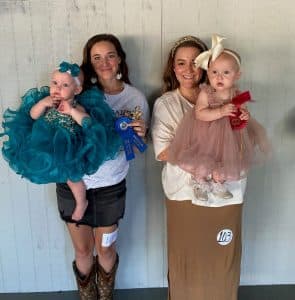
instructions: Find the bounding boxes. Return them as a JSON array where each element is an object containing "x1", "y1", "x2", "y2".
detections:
[{"x1": 1, "y1": 62, "x2": 121, "y2": 221}]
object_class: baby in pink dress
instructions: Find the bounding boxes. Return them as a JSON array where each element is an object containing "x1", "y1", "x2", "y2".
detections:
[{"x1": 168, "y1": 35, "x2": 270, "y2": 201}]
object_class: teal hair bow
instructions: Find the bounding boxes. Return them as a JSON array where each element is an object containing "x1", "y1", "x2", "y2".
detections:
[{"x1": 58, "y1": 61, "x2": 80, "y2": 77}]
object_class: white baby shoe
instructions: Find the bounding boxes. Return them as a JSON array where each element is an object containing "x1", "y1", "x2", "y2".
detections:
[
  {"x1": 211, "y1": 182, "x2": 233, "y2": 199},
  {"x1": 192, "y1": 180, "x2": 211, "y2": 201}
]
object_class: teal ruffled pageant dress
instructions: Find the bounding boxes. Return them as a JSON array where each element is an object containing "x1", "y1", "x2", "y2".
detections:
[{"x1": 1, "y1": 86, "x2": 121, "y2": 183}]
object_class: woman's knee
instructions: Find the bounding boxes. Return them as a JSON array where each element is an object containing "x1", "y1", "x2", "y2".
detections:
[
  {"x1": 66, "y1": 223, "x2": 95, "y2": 259},
  {"x1": 74, "y1": 243, "x2": 94, "y2": 259},
  {"x1": 95, "y1": 225, "x2": 118, "y2": 257},
  {"x1": 97, "y1": 244, "x2": 115, "y2": 258}
]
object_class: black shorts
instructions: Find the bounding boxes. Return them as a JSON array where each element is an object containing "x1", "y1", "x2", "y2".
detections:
[{"x1": 56, "y1": 179, "x2": 126, "y2": 227}]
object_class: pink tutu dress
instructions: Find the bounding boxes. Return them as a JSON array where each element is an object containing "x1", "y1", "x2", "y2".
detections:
[{"x1": 168, "y1": 84, "x2": 269, "y2": 181}]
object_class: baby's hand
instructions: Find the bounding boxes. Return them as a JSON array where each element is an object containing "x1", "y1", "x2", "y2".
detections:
[
  {"x1": 239, "y1": 107, "x2": 250, "y2": 121},
  {"x1": 43, "y1": 95, "x2": 60, "y2": 108},
  {"x1": 220, "y1": 103, "x2": 237, "y2": 117},
  {"x1": 57, "y1": 100, "x2": 73, "y2": 115}
]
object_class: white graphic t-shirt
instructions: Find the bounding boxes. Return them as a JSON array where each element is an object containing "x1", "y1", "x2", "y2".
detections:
[{"x1": 83, "y1": 83, "x2": 149, "y2": 189}]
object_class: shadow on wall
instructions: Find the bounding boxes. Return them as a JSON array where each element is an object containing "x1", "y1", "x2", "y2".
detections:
[
  {"x1": 119, "y1": 35, "x2": 162, "y2": 114},
  {"x1": 274, "y1": 105, "x2": 295, "y2": 162},
  {"x1": 282, "y1": 107, "x2": 295, "y2": 138},
  {"x1": 147, "y1": 88, "x2": 162, "y2": 114}
]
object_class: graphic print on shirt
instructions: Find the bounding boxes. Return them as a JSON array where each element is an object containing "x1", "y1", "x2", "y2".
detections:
[{"x1": 115, "y1": 105, "x2": 143, "y2": 120}]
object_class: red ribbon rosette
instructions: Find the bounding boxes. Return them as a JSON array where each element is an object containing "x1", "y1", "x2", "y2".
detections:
[{"x1": 229, "y1": 91, "x2": 251, "y2": 130}]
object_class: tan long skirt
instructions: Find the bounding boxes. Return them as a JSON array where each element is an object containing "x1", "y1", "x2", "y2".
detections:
[{"x1": 166, "y1": 199, "x2": 242, "y2": 300}]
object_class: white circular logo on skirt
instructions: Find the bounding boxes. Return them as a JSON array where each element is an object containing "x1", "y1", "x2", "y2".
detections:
[{"x1": 217, "y1": 229, "x2": 233, "y2": 246}]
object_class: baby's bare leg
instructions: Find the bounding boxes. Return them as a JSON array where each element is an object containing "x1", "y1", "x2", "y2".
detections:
[
  {"x1": 211, "y1": 171, "x2": 233, "y2": 199},
  {"x1": 212, "y1": 170, "x2": 225, "y2": 183},
  {"x1": 67, "y1": 180, "x2": 88, "y2": 221}
]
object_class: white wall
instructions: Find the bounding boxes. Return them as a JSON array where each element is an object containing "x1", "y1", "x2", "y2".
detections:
[{"x1": 0, "y1": 0, "x2": 294, "y2": 292}]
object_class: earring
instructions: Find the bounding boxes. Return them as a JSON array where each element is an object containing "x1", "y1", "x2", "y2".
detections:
[
  {"x1": 116, "y1": 72, "x2": 122, "y2": 80},
  {"x1": 91, "y1": 76, "x2": 97, "y2": 84}
]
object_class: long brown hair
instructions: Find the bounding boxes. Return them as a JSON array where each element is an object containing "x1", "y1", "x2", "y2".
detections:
[
  {"x1": 162, "y1": 36, "x2": 208, "y2": 93},
  {"x1": 80, "y1": 34, "x2": 131, "y2": 90}
]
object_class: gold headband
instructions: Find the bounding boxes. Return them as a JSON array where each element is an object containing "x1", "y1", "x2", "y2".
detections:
[
  {"x1": 171, "y1": 35, "x2": 207, "y2": 57},
  {"x1": 194, "y1": 34, "x2": 241, "y2": 70}
]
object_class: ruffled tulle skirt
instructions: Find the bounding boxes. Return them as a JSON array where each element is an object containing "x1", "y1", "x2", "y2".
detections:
[
  {"x1": 1, "y1": 86, "x2": 121, "y2": 183},
  {"x1": 168, "y1": 108, "x2": 269, "y2": 181}
]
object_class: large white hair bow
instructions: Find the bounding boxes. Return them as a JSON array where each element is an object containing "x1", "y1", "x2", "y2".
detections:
[{"x1": 194, "y1": 34, "x2": 225, "y2": 70}]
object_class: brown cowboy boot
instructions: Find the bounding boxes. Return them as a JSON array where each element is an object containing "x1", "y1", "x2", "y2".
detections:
[
  {"x1": 72, "y1": 257, "x2": 98, "y2": 300},
  {"x1": 97, "y1": 254, "x2": 119, "y2": 300}
]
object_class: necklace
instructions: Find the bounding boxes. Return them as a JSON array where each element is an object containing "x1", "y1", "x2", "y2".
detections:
[
  {"x1": 104, "y1": 82, "x2": 124, "y2": 95},
  {"x1": 178, "y1": 87, "x2": 200, "y2": 105}
]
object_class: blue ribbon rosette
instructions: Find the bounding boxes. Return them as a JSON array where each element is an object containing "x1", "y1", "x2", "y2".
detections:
[{"x1": 115, "y1": 116, "x2": 147, "y2": 161}]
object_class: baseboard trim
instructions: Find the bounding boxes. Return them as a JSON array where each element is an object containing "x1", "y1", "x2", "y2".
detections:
[{"x1": 0, "y1": 285, "x2": 295, "y2": 300}]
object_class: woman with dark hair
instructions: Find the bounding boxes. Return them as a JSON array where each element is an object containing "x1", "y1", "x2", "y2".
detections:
[
  {"x1": 81, "y1": 34, "x2": 131, "y2": 91},
  {"x1": 152, "y1": 35, "x2": 246, "y2": 300},
  {"x1": 56, "y1": 34, "x2": 149, "y2": 300},
  {"x1": 162, "y1": 36, "x2": 208, "y2": 93}
]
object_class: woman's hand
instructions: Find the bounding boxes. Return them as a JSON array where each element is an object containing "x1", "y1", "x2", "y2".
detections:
[
  {"x1": 130, "y1": 119, "x2": 147, "y2": 137},
  {"x1": 157, "y1": 148, "x2": 168, "y2": 161}
]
